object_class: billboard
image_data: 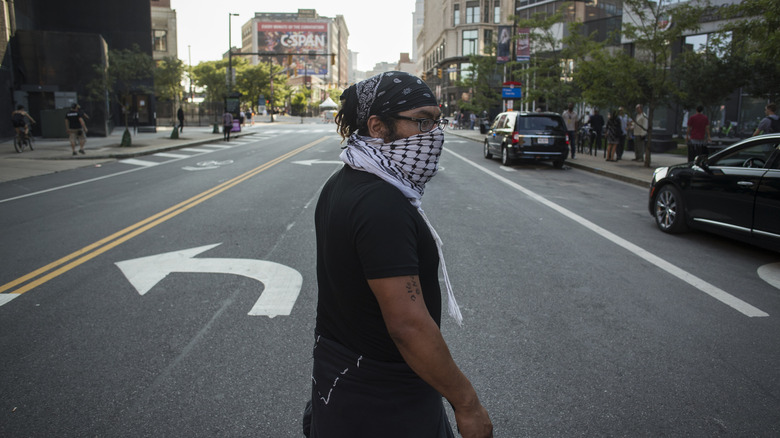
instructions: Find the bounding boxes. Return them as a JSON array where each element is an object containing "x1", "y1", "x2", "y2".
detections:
[{"x1": 257, "y1": 22, "x2": 329, "y2": 76}]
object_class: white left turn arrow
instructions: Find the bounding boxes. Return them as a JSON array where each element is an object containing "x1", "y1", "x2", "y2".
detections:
[{"x1": 115, "y1": 243, "x2": 302, "y2": 317}]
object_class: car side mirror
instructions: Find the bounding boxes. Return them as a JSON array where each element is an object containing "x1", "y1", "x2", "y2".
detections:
[{"x1": 694, "y1": 154, "x2": 709, "y2": 171}]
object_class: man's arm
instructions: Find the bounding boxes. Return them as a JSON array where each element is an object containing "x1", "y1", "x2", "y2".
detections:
[{"x1": 368, "y1": 276, "x2": 492, "y2": 438}]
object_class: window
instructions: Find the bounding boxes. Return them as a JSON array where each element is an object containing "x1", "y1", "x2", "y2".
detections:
[
  {"x1": 461, "y1": 62, "x2": 473, "y2": 80},
  {"x1": 494, "y1": 0, "x2": 501, "y2": 23},
  {"x1": 153, "y1": 29, "x2": 168, "y2": 52},
  {"x1": 466, "y1": 1, "x2": 480, "y2": 23},
  {"x1": 454, "y1": 4, "x2": 460, "y2": 25},
  {"x1": 462, "y1": 30, "x2": 478, "y2": 56},
  {"x1": 484, "y1": 2, "x2": 490, "y2": 23},
  {"x1": 710, "y1": 142, "x2": 778, "y2": 168},
  {"x1": 484, "y1": 29, "x2": 493, "y2": 54}
]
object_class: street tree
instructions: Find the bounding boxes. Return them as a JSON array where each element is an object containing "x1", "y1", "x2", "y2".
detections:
[
  {"x1": 515, "y1": 7, "x2": 579, "y2": 113},
  {"x1": 154, "y1": 56, "x2": 185, "y2": 128},
  {"x1": 720, "y1": 0, "x2": 780, "y2": 102},
  {"x1": 577, "y1": 0, "x2": 706, "y2": 167},
  {"x1": 457, "y1": 54, "x2": 503, "y2": 119},
  {"x1": 87, "y1": 44, "x2": 154, "y2": 146},
  {"x1": 671, "y1": 40, "x2": 748, "y2": 126},
  {"x1": 235, "y1": 62, "x2": 288, "y2": 113}
]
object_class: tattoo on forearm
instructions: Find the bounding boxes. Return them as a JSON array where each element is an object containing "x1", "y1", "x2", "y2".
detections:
[{"x1": 405, "y1": 277, "x2": 421, "y2": 301}]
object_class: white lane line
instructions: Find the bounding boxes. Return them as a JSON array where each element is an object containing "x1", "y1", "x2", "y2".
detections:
[
  {"x1": 154, "y1": 152, "x2": 191, "y2": 159},
  {"x1": 180, "y1": 147, "x2": 216, "y2": 153},
  {"x1": 119, "y1": 159, "x2": 159, "y2": 167},
  {"x1": 445, "y1": 149, "x2": 769, "y2": 318}
]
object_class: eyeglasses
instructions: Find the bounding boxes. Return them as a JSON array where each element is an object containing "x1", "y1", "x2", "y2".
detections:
[{"x1": 391, "y1": 115, "x2": 449, "y2": 132}]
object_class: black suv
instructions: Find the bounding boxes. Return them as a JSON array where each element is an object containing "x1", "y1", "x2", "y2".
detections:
[{"x1": 483, "y1": 111, "x2": 569, "y2": 168}]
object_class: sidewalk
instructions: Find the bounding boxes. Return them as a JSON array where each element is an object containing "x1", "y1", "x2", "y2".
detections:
[
  {"x1": 0, "y1": 115, "x2": 306, "y2": 183},
  {"x1": 448, "y1": 128, "x2": 688, "y2": 187}
]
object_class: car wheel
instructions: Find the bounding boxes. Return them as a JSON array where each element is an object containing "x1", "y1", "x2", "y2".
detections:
[
  {"x1": 501, "y1": 146, "x2": 512, "y2": 166},
  {"x1": 654, "y1": 185, "x2": 688, "y2": 233},
  {"x1": 483, "y1": 140, "x2": 493, "y2": 159}
]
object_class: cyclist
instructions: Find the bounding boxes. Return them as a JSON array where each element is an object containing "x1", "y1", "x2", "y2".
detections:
[{"x1": 11, "y1": 105, "x2": 36, "y2": 142}]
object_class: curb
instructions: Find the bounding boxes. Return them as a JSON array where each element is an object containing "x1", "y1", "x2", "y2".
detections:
[{"x1": 40, "y1": 132, "x2": 256, "y2": 161}]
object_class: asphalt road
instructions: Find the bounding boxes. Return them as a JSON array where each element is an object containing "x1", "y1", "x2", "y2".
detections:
[{"x1": 1, "y1": 124, "x2": 779, "y2": 436}]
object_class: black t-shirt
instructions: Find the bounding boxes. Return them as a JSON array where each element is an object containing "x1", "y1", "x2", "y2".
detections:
[
  {"x1": 65, "y1": 110, "x2": 81, "y2": 130},
  {"x1": 314, "y1": 165, "x2": 442, "y2": 362}
]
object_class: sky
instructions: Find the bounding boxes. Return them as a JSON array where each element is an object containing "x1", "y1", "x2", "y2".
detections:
[{"x1": 171, "y1": 0, "x2": 417, "y2": 72}]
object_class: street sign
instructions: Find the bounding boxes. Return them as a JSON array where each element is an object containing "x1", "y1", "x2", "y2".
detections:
[{"x1": 502, "y1": 87, "x2": 522, "y2": 99}]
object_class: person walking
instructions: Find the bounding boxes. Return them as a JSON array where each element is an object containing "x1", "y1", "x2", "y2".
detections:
[
  {"x1": 686, "y1": 105, "x2": 711, "y2": 161},
  {"x1": 605, "y1": 109, "x2": 621, "y2": 161},
  {"x1": 177, "y1": 107, "x2": 185, "y2": 133},
  {"x1": 617, "y1": 107, "x2": 628, "y2": 161},
  {"x1": 589, "y1": 108, "x2": 604, "y2": 157},
  {"x1": 65, "y1": 104, "x2": 87, "y2": 155},
  {"x1": 307, "y1": 71, "x2": 492, "y2": 438},
  {"x1": 222, "y1": 109, "x2": 233, "y2": 141},
  {"x1": 632, "y1": 104, "x2": 648, "y2": 161},
  {"x1": 562, "y1": 103, "x2": 578, "y2": 159},
  {"x1": 753, "y1": 103, "x2": 780, "y2": 136}
]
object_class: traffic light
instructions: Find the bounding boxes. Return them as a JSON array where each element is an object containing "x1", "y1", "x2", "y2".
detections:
[
  {"x1": 330, "y1": 53, "x2": 336, "y2": 66},
  {"x1": 437, "y1": 68, "x2": 442, "y2": 79},
  {"x1": 422, "y1": 72, "x2": 427, "y2": 81}
]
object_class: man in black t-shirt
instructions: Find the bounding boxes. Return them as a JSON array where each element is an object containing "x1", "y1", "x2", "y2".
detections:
[
  {"x1": 307, "y1": 72, "x2": 492, "y2": 438},
  {"x1": 65, "y1": 104, "x2": 87, "y2": 156}
]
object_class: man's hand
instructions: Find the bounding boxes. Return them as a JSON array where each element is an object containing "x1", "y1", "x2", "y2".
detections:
[{"x1": 454, "y1": 402, "x2": 493, "y2": 438}]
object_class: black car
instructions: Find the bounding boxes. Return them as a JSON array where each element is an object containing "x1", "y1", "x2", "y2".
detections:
[
  {"x1": 484, "y1": 111, "x2": 569, "y2": 168},
  {"x1": 648, "y1": 134, "x2": 780, "y2": 252}
]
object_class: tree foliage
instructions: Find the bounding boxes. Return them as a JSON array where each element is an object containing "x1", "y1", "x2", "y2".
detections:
[
  {"x1": 154, "y1": 56, "x2": 185, "y2": 103},
  {"x1": 720, "y1": 0, "x2": 780, "y2": 101},
  {"x1": 515, "y1": 7, "x2": 579, "y2": 112}
]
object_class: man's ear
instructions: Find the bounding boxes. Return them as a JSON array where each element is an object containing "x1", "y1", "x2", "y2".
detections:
[{"x1": 366, "y1": 115, "x2": 386, "y2": 139}]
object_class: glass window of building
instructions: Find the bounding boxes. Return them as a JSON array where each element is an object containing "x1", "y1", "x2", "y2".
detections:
[
  {"x1": 454, "y1": 4, "x2": 461, "y2": 25},
  {"x1": 466, "y1": 2, "x2": 480, "y2": 23},
  {"x1": 462, "y1": 30, "x2": 478, "y2": 56},
  {"x1": 461, "y1": 62, "x2": 473, "y2": 80},
  {"x1": 153, "y1": 30, "x2": 168, "y2": 52},
  {"x1": 494, "y1": 0, "x2": 501, "y2": 23},
  {"x1": 484, "y1": 29, "x2": 493, "y2": 54}
]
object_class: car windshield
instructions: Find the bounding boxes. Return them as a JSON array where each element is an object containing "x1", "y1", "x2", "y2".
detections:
[{"x1": 517, "y1": 116, "x2": 566, "y2": 133}]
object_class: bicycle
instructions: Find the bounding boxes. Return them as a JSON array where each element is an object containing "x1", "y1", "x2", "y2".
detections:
[
  {"x1": 13, "y1": 127, "x2": 34, "y2": 153},
  {"x1": 577, "y1": 125, "x2": 594, "y2": 155}
]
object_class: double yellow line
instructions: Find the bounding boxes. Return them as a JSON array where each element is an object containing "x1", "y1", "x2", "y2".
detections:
[{"x1": 0, "y1": 137, "x2": 329, "y2": 298}]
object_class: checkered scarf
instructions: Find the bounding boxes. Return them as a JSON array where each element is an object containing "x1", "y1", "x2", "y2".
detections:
[{"x1": 340, "y1": 129, "x2": 463, "y2": 325}]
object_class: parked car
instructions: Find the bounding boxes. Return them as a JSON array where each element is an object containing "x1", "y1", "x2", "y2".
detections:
[
  {"x1": 648, "y1": 133, "x2": 780, "y2": 252},
  {"x1": 483, "y1": 111, "x2": 569, "y2": 168}
]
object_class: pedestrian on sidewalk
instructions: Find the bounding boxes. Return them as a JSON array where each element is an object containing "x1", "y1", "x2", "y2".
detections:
[
  {"x1": 65, "y1": 104, "x2": 87, "y2": 155},
  {"x1": 222, "y1": 109, "x2": 233, "y2": 141},
  {"x1": 617, "y1": 107, "x2": 628, "y2": 160},
  {"x1": 632, "y1": 104, "x2": 648, "y2": 161},
  {"x1": 605, "y1": 109, "x2": 621, "y2": 161},
  {"x1": 686, "y1": 105, "x2": 711, "y2": 161},
  {"x1": 753, "y1": 103, "x2": 779, "y2": 136},
  {"x1": 589, "y1": 108, "x2": 604, "y2": 157},
  {"x1": 563, "y1": 103, "x2": 578, "y2": 159},
  {"x1": 307, "y1": 71, "x2": 492, "y2": 438},
  {"x1": 177, "y1": 107, "x2": 185, "y2": 133}
]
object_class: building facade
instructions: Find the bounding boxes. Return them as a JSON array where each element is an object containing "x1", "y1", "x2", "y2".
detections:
[{"x1": 151, "y1": 0, "x2": 177, "y2": 61}]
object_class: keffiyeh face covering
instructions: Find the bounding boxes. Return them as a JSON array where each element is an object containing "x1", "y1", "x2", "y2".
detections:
[{"x1": 340, "y1": 127, "x2": 463, "y2": 325}]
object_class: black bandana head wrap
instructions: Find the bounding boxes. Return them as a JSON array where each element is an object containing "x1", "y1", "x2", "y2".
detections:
[{"x1": 343, "y1": 71, "x2": 438, "y2": 127}]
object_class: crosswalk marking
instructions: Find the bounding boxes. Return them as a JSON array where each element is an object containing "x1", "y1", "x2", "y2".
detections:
[
  {"x1": 154, "y1": 152, "x2": 190, "y2": 159},
  {"x1": 120, "y1": 158, "x2": 159, "y2": 167}
]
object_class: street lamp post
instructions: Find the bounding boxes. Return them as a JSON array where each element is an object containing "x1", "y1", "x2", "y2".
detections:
[{"x1": 227, "y1": 13, "x2": 239, "y2": 94}]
